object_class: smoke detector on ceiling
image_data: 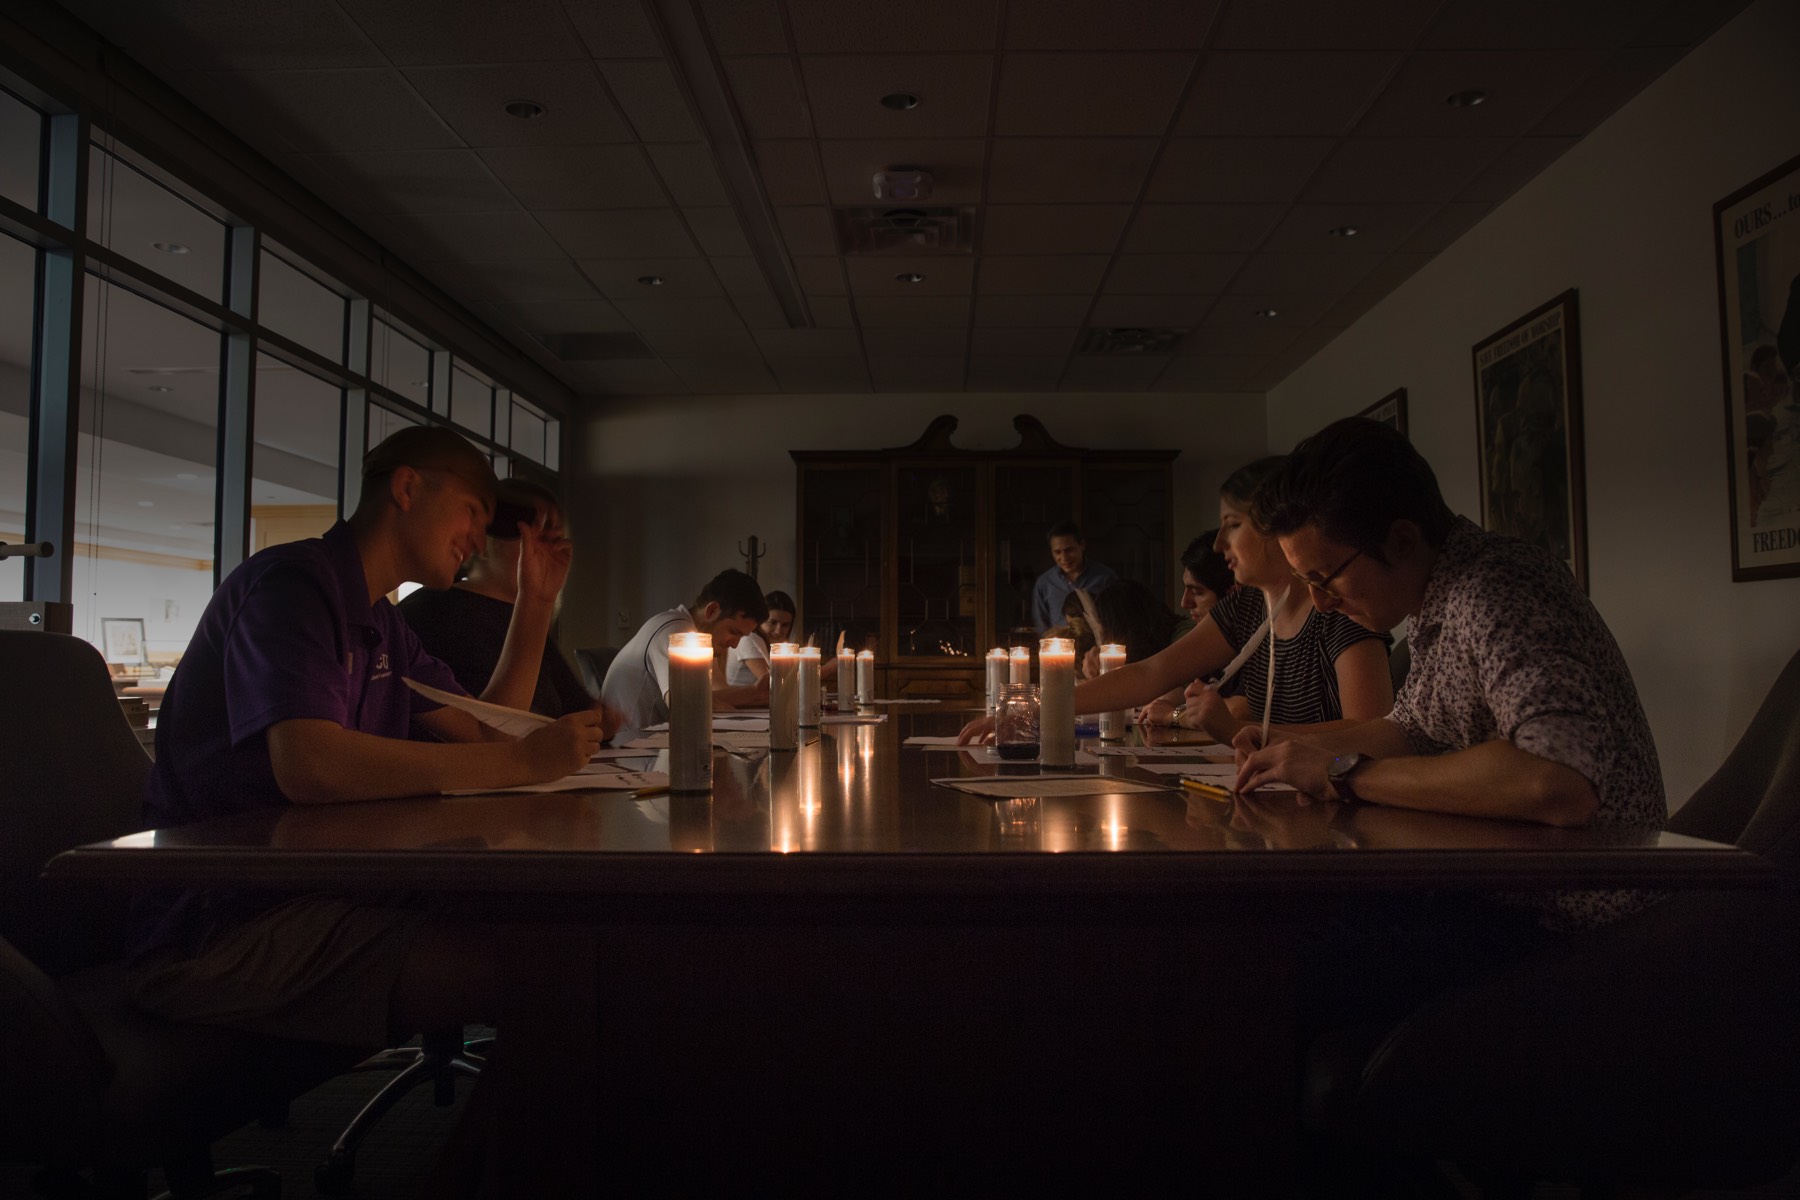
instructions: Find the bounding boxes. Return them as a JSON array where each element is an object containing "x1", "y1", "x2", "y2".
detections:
[{"x1": 873, "y1": 169, "x2": 932, "y2": 202}]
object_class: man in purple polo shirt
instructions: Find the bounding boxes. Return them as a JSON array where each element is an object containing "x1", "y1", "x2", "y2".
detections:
[{"x1": 131, "y1": 425, "x2": 605, "y2": 1055}]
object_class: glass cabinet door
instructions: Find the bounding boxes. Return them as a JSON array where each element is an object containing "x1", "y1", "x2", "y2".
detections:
[
  {"x1": 991, "y1": 463, "x2": 1078, "y2": 646},
  {"x1": 1084, "y1": 464, "x2": 1174, "y2": 603},
  {"x1": 894, "y1": 463, "x2": 978, "y2": 659},
  {"x1": 798, "y1": 466, "x2": 883, "y2": 652}
]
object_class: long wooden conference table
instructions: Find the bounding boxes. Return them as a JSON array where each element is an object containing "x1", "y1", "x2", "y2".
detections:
[{"x1": 46, "y1": 711, "x2": 1770, "y2": 1195}]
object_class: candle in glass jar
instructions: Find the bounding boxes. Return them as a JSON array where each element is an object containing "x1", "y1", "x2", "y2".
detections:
[
  {"x1": 1038, "y1": 636, "x2": 1076, "y2": 767},
  {"x1": 986, "y1": 648, "x2": 1008, "y2": 713},
  {"x1": 856, "y1": 650, "x2": 875, "y2": 703},
  {"x1": 1097, "y1": 642, "x2": 1128, "y2": 741},
  {"x1": 837, "y1": 647, "x2": 856, "y2": 712},
  {"x1": 667, "y1": 631, "x2": 713, "y2": 791},
  {"x1": 798, "y1": 646, "x2": 822, "y2": 727},
  {"x1": 1008, "y1": 645, "x2": 1031, "y2": 686},
  {"x1": 768, "y1": 641, "x2": 800, "y2": 750}
]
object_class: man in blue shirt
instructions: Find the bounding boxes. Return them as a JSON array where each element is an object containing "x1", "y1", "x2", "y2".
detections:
[{"x1": 1031, "y1": 521, "x2": 1117, "y2": 631}]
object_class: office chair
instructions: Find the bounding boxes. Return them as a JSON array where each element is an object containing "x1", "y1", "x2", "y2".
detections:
[
  {"x1": 574, "y1": 646, "x2": 619, "y2": 697},
  {"x1": 313, "y1": 1027, "x2": 491, "y2": 1194},
  {"x1": 1303, "y1": 645, "x2": 1800, "y2": 1196},
  {"x1": 0, "y1": 630, "x2": 361, "y2": 1198}
]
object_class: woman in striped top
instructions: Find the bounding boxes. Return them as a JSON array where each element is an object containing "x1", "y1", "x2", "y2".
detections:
[{"x1": 956, "y1": 457, "x2": 1393, "y2": 745}]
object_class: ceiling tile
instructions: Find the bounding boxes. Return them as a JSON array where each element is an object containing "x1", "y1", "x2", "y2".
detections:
[
  {"x1": 306, "y1": 150, "x2": 515, "y2": 213},
  {"x1": 973, "y1": 294, "x2": 1094, "y2": 327},
  {"x1": 1626, "y1": 0, "x2": 1754, "y2": 48},
  {"x1": 1102, "y1": 253, "x2": 1247, "y2": 294},
  {"x1": 965, "y1": 357, "x2": 1067, "y2": 390},
  {"x1": 1316, "y1": 290, "x2": 1387, "y2": 329},
  {"x1": 755, "y1": 141, "x2": 829, "y2": 206},
  {"x1": 479, "y1": 144, "x2": 667, "y2": 209},
  {"x1": 846, "y1": 256, "x2": 974, "y2": 296},
  {"x1": 698, "y1": 0, "x2": 788, "y2": 54},
  {"x1": 563, "y1": 0, "x2": 662, "y2": 59},
  {"x1": 1455, "y1": 137, "x2": 1578, "y2": 203},
  {"x1": 667, "y1": 357, "x2": 779, "y2": 393},
  {"x1": 710, "y1": 258, "x2": 777, "y2": 297},
  {"x1": 1176, "y1": 51, "x2": 1401, "y2": 137},
  {"x1": 732, "y1": 293, "x2": 791, "y2": 329},
  {"x1": 1058, "y1": 355, "x2": 1169, "y2": 391},
  {"x1": 681, "y1": 208, "x2": 755, "y2": 256},
  {"x1": 986, "y1": 138, "x2": 1158, "y2": 203},
  {"x1": 754, "y1": 328, "x2": 865, "y2": 357},
  {"x1": 775, "y1": 207, "x2": 838, "y2": 255},
  {"x1": 59, "y1": 0, "x2": 384, "y2": 70},
  {"x1": 1397, "y1": 203, "x2": 1493, "y2": 253},
  {"x1": 792, "y1": 256, "x2": 847, "y2": 294},
  {"x1": 1121, "y1": 204, "x2": 1286, "y2": 253},
  {"x1": 1184, "y1": 322, "x2": 1301, "y2": 356},
  {"x1": 854, "y1": 297, "x2": 972, "y2": 327},
  {"x1": 1152, "y1": 355, "x2": 1269, "y2": 391},
  {"x1": 1423, "y1": 0, "x2": 1647, "y2": 49},
  {"x1": 1260, "y1": 203, "x2": 1436, "y2": 254},
  {"x1": 800, "y1": 55, "x2": 994, "y2": 139},
  {"x1": 1230, "y1": 251, "x2": 1388, "y2": 294},
  {"x1": 861, "y1": 327, "x2": 968, "y2": 356},
  {"x1": 768, "y1": 356, "x2": 873, "y2": 392},
  {"x1": 337, "y1": 0, "x2": 586, "y2": 65},
  {"x1": 1354, "y1": 52, "x2": 1606, "y2": 138},
  {"x1": 1210, "y1": 0, "x2": 1442, "y2": 50},
  {"x1": 869, "y1": 357, "x2": 967, "y2": 391},
  {"x1": 1206, "y1": 295, "x2": 1332, "y2": 326},
  {"x1": 820, "y1": 139, "x2": 988, "y2": 205},
  {"x1": 1088, "y1": 295, "x2": 1215, "y2": 327},
  {"x1": 969, "y1": 327, "x2": 1078, "y2": 356},
  {"x1": 564, "y1": 360, "x2": 686, "y2": 395},
  {"x1": 1301, "y1": 138, "x2": 1508, "y2": 203},
  {"x1": 786, "y1": 0, "x2": 1001, "y2": 52},
  {"x1": 599, "y1": 60, "x2": 704, "y2": 142},
  {"x1": 981, "y1": 205, "x2": 1133, "y2": 254},
  {"x1": 1147, "y1": 137, "x2": 1335, "y2": 203},
  {"x1": 440, "y1": 260, "x2": 603, "y2": 304},
  {"x1": 994, "y1": 53, "x2": 1194, "y2": 136},
  {"x1": 724, "y1": 58, "x2": 815, "y2": 140},
  {"x1": 1530, "y1": 48, "x2": 1683, "y2": 137},
  {"x1": 402, "y1": 62, "x2": 632, "y2": 146},
  {"x1": 499, "y1": 298, "x2": 631, "y2": 332},
  {"x1": 613, "y1": 296, "x2": 748, "y2": 329},
  {"x1": 396, "y1": 212, "x2": 568, "y2": 260},
  {"x1": 540, "y1": 209, "x2": 700, "y2": 257},
  {"x1": 808, "y1": 295, "x2": 857, "y2": 327},
  {"x1": 646, "y1": 144, "x2": 731, "y2": 207},
  {"x1": 1003, "y1": 0, "x2": 1220, "y2": 50},
  {"x1": 207, "y1": 69, "x2": 459, "y2": 152},
  {"x1": 1349, "y1": 253, "x2": 1436, "y2": 295},
  {"x1": 576, "y1": 259, "x2": 726, "y2": 301},
  {"x1": 978, "y1": 255, "x2": 1111, "y2": 295}
]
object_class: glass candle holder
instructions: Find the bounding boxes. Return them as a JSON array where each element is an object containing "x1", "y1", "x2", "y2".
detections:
[{"x1": 994, "y1": 683, "x2": 1041, "y2": 761}]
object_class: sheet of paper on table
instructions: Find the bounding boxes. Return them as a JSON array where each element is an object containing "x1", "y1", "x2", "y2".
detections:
[
  {"x1": 864, "y1": 698, "x2": 940, "y2": 705},
  {"x1": 903, "y1": 735, "x2": 967, "y2": 747},
  {"x1": 643, "y1": 716, "x2": 770, "y2": 732},
  {"x1": 968, "y1": 747, "x2": 1099, "y2": 766},
  {"x1": 1137, "y1": 762, "x2": 1238, "y2": 777},
  {"x1": 446, "y1": 770, "x2": 669, "y2": 795},
  {"x1": 1093, "y1": 745, "x2": 1230, "y2": 759},
  {"x1": 590, "y1": 747, "x2": 661, "y2": 760},
  {"x1": 405, "y1": 678, "x2": 549, "y2": 738},
  {"x1": 818, "y1": 712, "x2": 886, "y2": 725},
  {"x1": 623, "y1": 731, "x2": 768, "y2": 754},
  {"x1": 929, "y1": 775, "x2": 1173, "y2": 798}
]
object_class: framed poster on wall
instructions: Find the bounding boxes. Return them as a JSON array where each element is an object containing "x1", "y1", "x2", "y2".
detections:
[
  {"x1": 1714, "y1": 151, "x2": 1800, "y2": 581},
  {"x1": 1355, "y1": 388, "x2": 1408, "y2": 438},
  {"x1": 1471, "y1": 289, "x2": 1588, "y2": 591}
]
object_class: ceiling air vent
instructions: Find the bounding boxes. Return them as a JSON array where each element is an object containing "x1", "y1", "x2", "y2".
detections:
[
  {"x1": 1076, "y1": 327, "x2": 1184, "y2": 356},
  {"x1": 834, "y1": 206, "x2": 975, "y2": 255},
  {"x1": 529, "y1": 332, "x2": 654, "y2": 362}
]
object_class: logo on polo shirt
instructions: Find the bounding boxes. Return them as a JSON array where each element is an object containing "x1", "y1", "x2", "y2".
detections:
[{"x1": 371, "y1": 651, "x2": 392, "y2": 682}]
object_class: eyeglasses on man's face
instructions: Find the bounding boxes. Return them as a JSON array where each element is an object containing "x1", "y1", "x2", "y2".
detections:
[{"x1": 1290, "y1": 547, "x2": 1364, "y2": 602}]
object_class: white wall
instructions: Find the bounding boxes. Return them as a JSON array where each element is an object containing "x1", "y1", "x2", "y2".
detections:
[
  {"x1": 1266, "y1": 0, "x2": 1800, "y2": 805},
  {"x1": 566, "y1": 392, "x2": 1267, "y2": 652}
]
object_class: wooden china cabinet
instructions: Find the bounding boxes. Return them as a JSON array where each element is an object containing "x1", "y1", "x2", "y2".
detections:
[{"x1": 791, "y1": 415, "x2": 1177, "y2": 703}]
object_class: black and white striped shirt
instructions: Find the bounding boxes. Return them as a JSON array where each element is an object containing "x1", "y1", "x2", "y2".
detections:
[{"x1": 1208, "y1": 587, "x2": 1389, "y2": 724}]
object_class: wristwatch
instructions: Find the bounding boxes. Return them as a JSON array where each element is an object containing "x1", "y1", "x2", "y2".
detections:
[
  {"x1": 1326, "y1": 753, "x2": 1371, "y2": 803},
  {"x1": 1169, "y1": 706, "x2": 1184, "y2": 726}
]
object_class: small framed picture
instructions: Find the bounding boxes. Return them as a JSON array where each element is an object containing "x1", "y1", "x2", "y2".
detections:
[
  {"x1": 101, "y1": 617, "x2": 148, "y2": 666},
  {"x1": 1356, "y1": 388, "x2": 1408, "y2": 438},
  {"x1": 1471, "y1": 289, "x2": 1588, "y2": 591},
  {"x1": 1713, "y1": 151, "x2": 1800, "y2": 581}
]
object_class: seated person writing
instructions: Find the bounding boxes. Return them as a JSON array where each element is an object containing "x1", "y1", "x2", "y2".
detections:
[
  {"x1": 721, "y1": 589, "x2": 795, "y2": 687},
  {"x1": 399, "y1": 476, "x2": 619, "y2": 733},
  {"x1": 602, "y1": 569, "x2": 769, "y2": 728},
  {"x1": 958, "y1": 458, "x2": 1392, "y2": 745},
  {"x1": 1173, "y1": 529, "x2": 1234, "y2": 638}
]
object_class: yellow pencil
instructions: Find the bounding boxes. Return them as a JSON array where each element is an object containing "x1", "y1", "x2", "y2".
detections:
[
  {"x1": 1179, "y1": 778, "x2": 1233, "y2": 800},
  {"x1": 633, "y1": 784, "x2": 670, "y2": 797}
]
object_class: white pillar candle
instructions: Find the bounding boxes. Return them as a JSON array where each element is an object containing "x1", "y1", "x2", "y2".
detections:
[
  {"x1": 1008, "y1": 645, "x2": 1031, "y2": 686},
  {"x1": 768, "y1": 641, "x2": 800, "y2": 750},
  {"x1": 837, "y1": 647, "x2": 856, "y2": 712},
  {"x1": 798, "y1": 646, "x2": 822, "y2": 727},
  {"x1": 856, "y1": 650, "x2": 875, "y2": 703},
  {"x1": 1038, "y1": 636, "x2": 1076, "y2": 767},
  {"x1": 668, "y1": 631, "x2": 713, "y2": 791},
  {"x1": 986, "y1": 648, "x2": 1008, "y2": 713},
  {"x1": 1097, "y1": 643, "x2": 1128, "y2": 741}
]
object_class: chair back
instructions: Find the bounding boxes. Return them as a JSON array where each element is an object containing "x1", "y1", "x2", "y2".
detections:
[
  {"x1": 576, "y1": 645, "x2": 619, "y2": 696},
  {"x1": 0, "y1": 631, "x2": 149, "y2": 970},
  {"x1": 1671, "y1": 645, "x2": 1800, "y2": 875}
]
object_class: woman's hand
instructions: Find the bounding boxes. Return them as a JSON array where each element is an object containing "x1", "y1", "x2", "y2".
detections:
[
  {"x1": 956, "y1": 714, "x2": 995, "y2": 745},
  {"x1": 1179, "y1": 682, "x2": 1244, "y2": 743},
  {"x1": 1139, "y1": 697, "x2": 1179, "y2": 726}
]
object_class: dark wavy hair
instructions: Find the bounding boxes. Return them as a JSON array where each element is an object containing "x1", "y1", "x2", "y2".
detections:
[
  {"x1": 1219, "y1": 456, "x2": 1287, "y2": 512},
  {"x1": 695, "y1": 570, "x2": 769, "y2": 623},
  {"x1": 762, "y1": 590, "x2": 796, "y2": 616},
  {"x1": 1089, "y1": 579, "x2": 1181, "y2": 663},
  {"x1": 1179, "y1": 530, "x2": 1234, "y2": 598},
  {"x1": 1253, "y1": 418, "x2": 1454, "y2": 560}
]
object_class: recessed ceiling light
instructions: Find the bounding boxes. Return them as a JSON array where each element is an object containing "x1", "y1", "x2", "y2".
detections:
[
  {"x1": 503, "y1": 99, "x2": 546, "y2": 120},
  {"x1": 880, "y1": 92, "x2": 920, "y2": 111},
  {"x1": 1329, "y1": 226, "x2": 1359, "y2": 238},
  {"x1": 147, "y1": 384, "x2": 175, "y2": 393},
  {"x1": 637, "y1": 275, "x2": 665, "y2": 286},
  {"x1": 137, "y1": 500, "x2": 154, "y2": 508},
  {"x1": 1445, "y1": 89, "x2": 1489, "y2": 109},
  {"x1": 1254, "y1": 308, "x2": 1280, "y2": 318},
  {"x1": 895, "y1": 272, "x2": 925, "y2": 284},
  {"x1": 152, "y1": 241, "x2": 190, "y2": 255}
]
